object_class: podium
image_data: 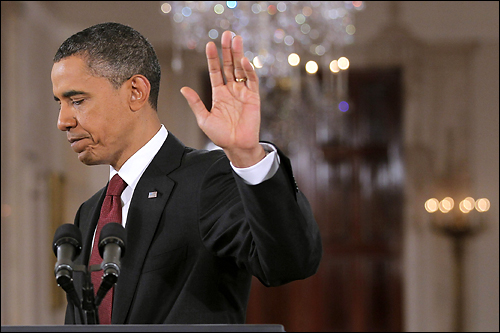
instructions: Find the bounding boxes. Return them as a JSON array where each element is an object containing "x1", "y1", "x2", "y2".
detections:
[{"x1": 1, "y1": 325, "x2": 284, "y2": 332}]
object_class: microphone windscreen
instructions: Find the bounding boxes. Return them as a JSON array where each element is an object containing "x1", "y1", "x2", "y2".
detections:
[
  {"x1": 98, "y1": 222, "x2": 126, "y2": 258},
  {"x1": 52, "y1": 223, "x2": 82, "y2": 257}
]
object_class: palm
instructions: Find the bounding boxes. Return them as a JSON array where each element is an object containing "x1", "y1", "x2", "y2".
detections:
[
  {"x1": 181, "y1": 31, "x2": 264, "y2": 167},
  {"x1": 204, "y1": 81, "x2": 260, "y2": 150}
]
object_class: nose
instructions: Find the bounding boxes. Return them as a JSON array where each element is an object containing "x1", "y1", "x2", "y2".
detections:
[{"x1": 57, "y1": 104, "x2": 77, "y2": 131}]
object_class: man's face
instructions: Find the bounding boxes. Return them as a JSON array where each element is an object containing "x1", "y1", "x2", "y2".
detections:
[{"x1": 52, "y1": 55, "x2": 134, "y2": 169}]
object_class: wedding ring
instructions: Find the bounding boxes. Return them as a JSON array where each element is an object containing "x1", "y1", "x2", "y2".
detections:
[{"x1": 235, "y1": 77, "x2": 247, "y2": 83}]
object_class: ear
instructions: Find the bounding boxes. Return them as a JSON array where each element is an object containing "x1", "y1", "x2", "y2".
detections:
[{"x1": 129, "y1": 75, "x2": 151, "y2": 111}]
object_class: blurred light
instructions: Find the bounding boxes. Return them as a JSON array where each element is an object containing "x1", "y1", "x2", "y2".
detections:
[
  {"x1": 182, "y1": 7, "x2": 192, "y2": 17},
  {"x1": 295, "y1": 14, "x2": 306, "y2": 24},
  {"x1": 338, "y1": 57, "x2": 350, "y2": 70},
  {"x1": 253, "y1": 56, "x2": 264, "y2": 68},
  {"x1": 475, "y1": 198, "x2": 490, "y2": 212},
  {"x1": 353, "y1": 1, "x2": 365, "y2": 10},
  {"x1": 173, "y1": 13, "x2": 184, "y2": 23},
  {"x1": 439, "y1": 197, "x2": 454, "y2": 213},
  {"x1": 274, "y1": 29, "x2": 285, "y2": 42},
  {"x1": 208, "y1": 29, "x2": 219, "y2": 40},
  {"x1": 338, "y1": 101, "x2": 349, "y2": 112},
  {"x1": 330, "y1": 60, "x2": 340, "y2": 73},
  {"x1": 251, "y1": 3, "x2": 261, "y2": 14},
  {"x1": 460, "y1": 197, "x2": 475, "y2": 213},
  {"x1": 214, "y1": 4, "x2": 225, "y2": 14},
  {"x1": 164, "y1": 1, "x2": 364, "y2": 82},
  {"x1": 161, "y1": 3, "x2": 172, "y2": 14},
  {"x1": 309, "y1": 29, "x2": 320, "y2": 39},
  {"x1": 305, "y1": 60, "x2": 318, "y2": 74},
  {"x1": 288, "y1": 53, "x2": 300, "y2": 66},
  {"x1": 227, "y1": 1, "x2": 237, "y2": 9},
  {"x1": 284, "y1": 35, "x2": 295, "y2": 46},
  {"x1": 464, "y1": 197, "x2": 475, "y2": 207},
  {"x1": 268, "y1": 5, "x2": 277, "y2": 15},
  {"x1": 301, "y1": 24, "x2": 311, "y2": 34},
  {"x1": 425, "y1": 198, "x2": 440, "y2": 213},
  {"x1": 302, "y1": 6, "x2": 313, "y2": 16},
  {"x1": 315, "y1": 45, "x2": 326, "y2": 56},
  {"x1": 459, "y1": 199, "x2": 473, "y2": 213}
]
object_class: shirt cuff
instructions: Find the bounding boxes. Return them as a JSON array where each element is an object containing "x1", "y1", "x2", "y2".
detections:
[{"x1": 230, "y1": 143, "x2": 280, "y2": 185}]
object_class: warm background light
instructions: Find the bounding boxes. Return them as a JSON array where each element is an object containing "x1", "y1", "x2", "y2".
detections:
[
  {"x1": 475, "y1": 198, "x2": 491, "y2": 212},
  {"x1": 338, "y1": 56, "x2": 350, "y2": 70},
  {"x1": 329, "y1": 60, "x2": 340, "y2": 73},
  {"x1": 439, "y1": 197, "x2": 454, "y2": 213},
  {"x1": 288, "y1": 53, "x2": 300, "y2": 66},
  {"x1": 160, "y1": 2, "x2": 172, "y2": 14},
  {"x1": 252, "y1": 56, "x2": 263, "y2": 69},
  {"x1": 425, "y1": 198, "x2": 440, "y2": 213},
  {"x1": 459, "y1": 197, "x2": 475, "y2": 213},
  {"x1": 305, "y1": 60, "x2": 318, "y2": 74},
  {"x1": 426, "y1": 197, "x2": 491, "y2": 214}
]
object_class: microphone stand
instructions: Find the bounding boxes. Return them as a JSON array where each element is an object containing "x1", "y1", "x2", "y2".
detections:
[
  {"x1": 54, "y1": 223, "x2": 124, "y2": 325},
  {"x1": 68, "y1": 264, "x2": 110, "y2": 325}
]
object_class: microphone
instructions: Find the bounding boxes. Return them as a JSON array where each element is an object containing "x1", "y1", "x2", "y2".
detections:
[
  {"x1": 52, "y1": 223, "x2": 82, "y2": 308},
  {"x1": 94, "y1": 222, "x2": 126, "y2": 306}
]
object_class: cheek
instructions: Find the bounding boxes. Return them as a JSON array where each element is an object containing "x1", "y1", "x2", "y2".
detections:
[{"x1": 79, "y1": 106, "x2": 115, "y2": 142}]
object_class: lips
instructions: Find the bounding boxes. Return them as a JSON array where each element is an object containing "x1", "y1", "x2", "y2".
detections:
[{"x1": 68, "y1": 136, "x2": 90, "y2": 152}]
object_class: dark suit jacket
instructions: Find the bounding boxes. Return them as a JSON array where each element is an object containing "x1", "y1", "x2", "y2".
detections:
[{"x1": 65, "y1": 133, "x2": 322, "y2": 324}]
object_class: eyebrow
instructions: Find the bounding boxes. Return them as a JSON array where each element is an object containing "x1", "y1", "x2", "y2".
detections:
[{"x1": 53, "y1": 90, "x2": 87, "y2": 102}]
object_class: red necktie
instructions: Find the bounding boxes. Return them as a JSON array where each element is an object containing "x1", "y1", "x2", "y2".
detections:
[{"x1": 89, "y1": 174, "x2": 127, "y2": 324}]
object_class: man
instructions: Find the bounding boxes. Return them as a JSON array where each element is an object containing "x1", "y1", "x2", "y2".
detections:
[{"x1": 52, "y1": 22, "x2": 321, "y2": 325}]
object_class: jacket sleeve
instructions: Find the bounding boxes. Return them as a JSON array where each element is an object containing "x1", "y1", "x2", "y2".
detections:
[{"x1": 198, "y1": 148, "x2": 322, "y2": 287}]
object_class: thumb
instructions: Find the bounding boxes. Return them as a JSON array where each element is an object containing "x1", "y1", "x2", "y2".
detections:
[{"x1": 180, "y1": 87, "x2": 209, "y2": 127}]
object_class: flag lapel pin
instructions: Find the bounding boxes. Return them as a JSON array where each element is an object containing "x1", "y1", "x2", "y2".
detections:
[{"x1": 148, "y1": 191, "x2": 158, "y2": 199}]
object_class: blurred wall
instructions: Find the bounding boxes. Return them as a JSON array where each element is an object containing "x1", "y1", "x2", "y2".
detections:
[{"x1": 1, "y1": 1, "x2": 498, "y2": 331}]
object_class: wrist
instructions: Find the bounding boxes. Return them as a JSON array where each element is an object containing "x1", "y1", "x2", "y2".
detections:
[{"x1": 224, "y1": 145, "x2": 266, "y2": 168}]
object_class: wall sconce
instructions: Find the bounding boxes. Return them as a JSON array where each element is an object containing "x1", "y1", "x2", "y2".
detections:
[
  {"x1": 425, "y1": 196, "x2": 490, "y2": 235},
  {"x1": 424, "y1": 196, "x2": 491, "y2": 332}
]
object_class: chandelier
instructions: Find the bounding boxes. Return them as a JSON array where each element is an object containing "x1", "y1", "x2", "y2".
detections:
[
  {"x1": 161, "y1": 1, "x2": 365, "y2": 151},
  {"x1": 161, "y1": 1, "x2": 364, "y2": 81}
]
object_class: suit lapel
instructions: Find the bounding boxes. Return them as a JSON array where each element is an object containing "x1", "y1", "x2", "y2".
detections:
[
  {"x1": 81, "y1": 190, "x2": 106, "y2": 265},
  {"x1": 112, "y1": 133, "x2": 185, "y2": 324}
]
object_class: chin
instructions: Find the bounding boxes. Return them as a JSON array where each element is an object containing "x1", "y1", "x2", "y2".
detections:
[{"x1": 78, "y1": 151, "x2": 104, "y2": 166}]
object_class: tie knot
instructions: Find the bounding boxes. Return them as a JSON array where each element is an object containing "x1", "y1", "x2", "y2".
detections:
[{"x1": 106, "y1": 174, "x2": 127, "y2": 196}]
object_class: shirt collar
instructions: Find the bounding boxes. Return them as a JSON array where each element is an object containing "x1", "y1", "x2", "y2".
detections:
[{"x1": 109, "y1": 124, "x2": 168, "y2": 190}]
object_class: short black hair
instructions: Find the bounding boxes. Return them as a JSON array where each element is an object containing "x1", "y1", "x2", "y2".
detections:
[{"x1": 53, "y1": 22, "x2": 161, "y2": 111}]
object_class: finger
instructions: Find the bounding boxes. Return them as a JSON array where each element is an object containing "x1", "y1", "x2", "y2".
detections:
[
  {"x1": 242, "y1": 57, "x2": 259, "y2": 93},
  {"x1": 206, "y1": 41, "x2": 224, "y2": 88},
  {"x1": 221, "y1": 31, "x2": 235, "y2": 83},
  {"x1": 180, "y1": 87, "x2": 209, "y2": 127},
  {"x1": 231, "y1": 34, "x2": 246, "y2": 81}
]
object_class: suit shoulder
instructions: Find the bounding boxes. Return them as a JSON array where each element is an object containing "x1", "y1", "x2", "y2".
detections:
[
  {"x1": 182, "y1": 147, "x2": 228, "y2": 167},
  {"x1": 79, "y1": 186, "x2": 105, "y2": 212}
]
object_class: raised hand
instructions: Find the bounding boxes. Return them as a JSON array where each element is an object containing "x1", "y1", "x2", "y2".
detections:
[{"x1": 180, "y1": 31, "x2": 266, "y2": 168}]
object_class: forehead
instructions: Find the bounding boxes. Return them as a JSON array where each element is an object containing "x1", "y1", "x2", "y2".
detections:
[
  {"x1": 51, "y1": 55, "x2": 110, "y2": 95},
  {"x1": 51, "y1": 55, "x2": 89, "y2": 81}
]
